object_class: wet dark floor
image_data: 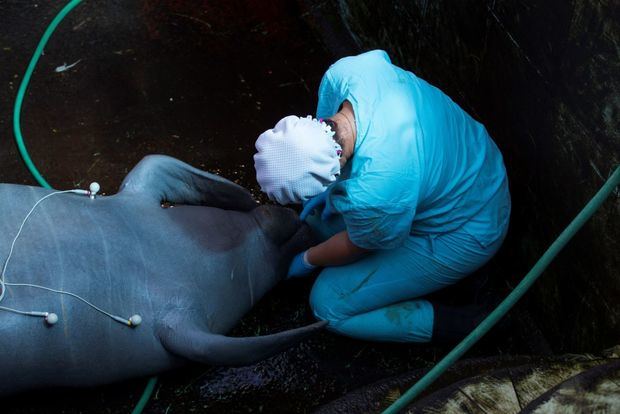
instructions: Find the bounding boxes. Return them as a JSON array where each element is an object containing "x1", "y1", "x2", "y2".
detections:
[
  {"x1": 0, "y1": 1, "x2": 535, "y2": 413},
  {"x1": 0, "y1": 0, "x2": 328, "y2": 196}
]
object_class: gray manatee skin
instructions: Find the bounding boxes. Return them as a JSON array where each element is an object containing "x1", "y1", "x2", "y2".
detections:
[{"x1": 0, "y1": 155, "x2": 323, "y2": 395}]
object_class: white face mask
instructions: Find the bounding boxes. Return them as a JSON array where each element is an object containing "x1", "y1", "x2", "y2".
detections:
[{"x1": 254, "y1": 115, "x2": 342, "y2": 205}]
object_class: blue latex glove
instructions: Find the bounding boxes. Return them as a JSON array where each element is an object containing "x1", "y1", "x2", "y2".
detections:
[
  {"x1": 287, "y1": 250, "x2": 317, "y2": 279},
  {"x1": 300, "y1": 190, "x2": 335, "y2": 221}
]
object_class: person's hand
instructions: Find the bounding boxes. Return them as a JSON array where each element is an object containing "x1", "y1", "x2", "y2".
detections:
[
  {"x1": 300, "y1": 191, "x2": 335, "y2": 221},
  {"x1": 287, "y1": 250, "x2": 317, "y2": 279},
  {"x1": 300, "y1": 191, "x2": 327, "y2": 221}
]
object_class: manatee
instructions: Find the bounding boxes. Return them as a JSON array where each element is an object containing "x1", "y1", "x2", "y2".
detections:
[{"x1": 0, "y1": 154, "x2": 324, "y2": 395}]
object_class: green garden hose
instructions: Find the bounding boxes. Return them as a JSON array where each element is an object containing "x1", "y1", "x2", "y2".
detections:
[
  {"x1": 383, "y1": 165, "x2": 620, "y2": 413},
  {"x1": 12, "y1": 1, "x2": 158, "y2": 412},
  {"x1": 12, "y1": 0, "x2": 86, "y2": 189},
  {"x1": 131, "y1": 377, "x2": 158, "y2": 414}
]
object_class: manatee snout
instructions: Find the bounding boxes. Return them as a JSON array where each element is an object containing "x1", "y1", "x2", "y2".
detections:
[
  {"x1": 252, "y1": 205, "x2": 317, "y2": 275},
  {"x1": 252, "y1": 205, "x2": 300, "y2": 244}
]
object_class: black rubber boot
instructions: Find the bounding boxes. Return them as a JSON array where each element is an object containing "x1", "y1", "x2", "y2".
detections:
[{"x1": 430, "y1": 302, "x2": 490, "y2": 345}]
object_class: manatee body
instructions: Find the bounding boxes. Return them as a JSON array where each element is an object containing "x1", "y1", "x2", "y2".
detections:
[{"x1": 0, "y1": 155, "x2": 322, "y2": 395}]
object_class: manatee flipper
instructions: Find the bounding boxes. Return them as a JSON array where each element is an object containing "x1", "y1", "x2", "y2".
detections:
[
  {"x1": 119, "y1": 154, "x2": 257, "y2": 211},
  {"x1": 157, "y1": 316, "x2": 327, "y2": 366}
]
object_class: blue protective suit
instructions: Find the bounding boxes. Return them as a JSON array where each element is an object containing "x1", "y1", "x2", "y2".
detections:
[{"x1": 308, "y1": 50, "x2": 511, "y2": 342}]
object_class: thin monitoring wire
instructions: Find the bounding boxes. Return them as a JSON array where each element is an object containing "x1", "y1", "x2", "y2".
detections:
[
  {"x1": 0, "y1": 190, "x2": 141, "y2": 326},
  {"x1": 0, "y1": 191, "x2": 74, "y2": 303},
  {"x1": 0, "y1": 284, "x2": 138, "y2": 326}
]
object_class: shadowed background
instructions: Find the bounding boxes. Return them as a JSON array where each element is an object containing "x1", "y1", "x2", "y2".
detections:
[{"x1": 0, "y1": 0, "x2": 618, "y2": 412}]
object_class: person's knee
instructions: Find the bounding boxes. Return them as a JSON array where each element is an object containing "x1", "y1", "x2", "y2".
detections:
[{"x1": 309, "y1": 276, "x2": 350, "y2": 325}]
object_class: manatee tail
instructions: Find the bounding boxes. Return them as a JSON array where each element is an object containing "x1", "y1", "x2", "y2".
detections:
[{"x1": 158, "y1": 318, "x2": 327, "y2": 366}]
